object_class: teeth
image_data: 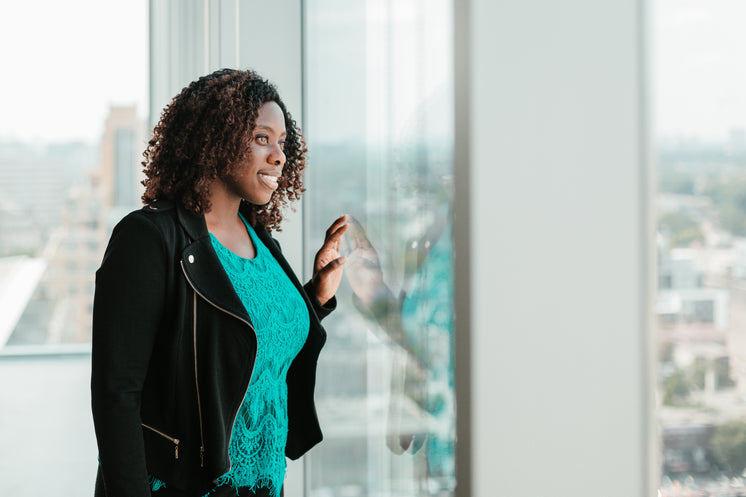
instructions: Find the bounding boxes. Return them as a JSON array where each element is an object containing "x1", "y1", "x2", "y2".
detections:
[{"x1": 260, "y1": 174, "x2": 278, "y2": 184}]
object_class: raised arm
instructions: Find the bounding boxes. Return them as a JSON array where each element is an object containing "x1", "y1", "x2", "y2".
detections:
[{"x1": 307, "y1": 214, "x2": 349, "y2": 308}]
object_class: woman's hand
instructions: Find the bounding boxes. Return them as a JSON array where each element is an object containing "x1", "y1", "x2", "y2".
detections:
[{"x1": 311, "y1": 215, "x2": 349, "y2": 306}]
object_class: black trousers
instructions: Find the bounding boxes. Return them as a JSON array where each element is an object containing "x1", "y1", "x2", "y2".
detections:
[{"x1": 95, "y1": 466, "x2": 281, "y2": 497}]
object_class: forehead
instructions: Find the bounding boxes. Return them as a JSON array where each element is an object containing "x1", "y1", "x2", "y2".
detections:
[{"x1": 255, "y1": 101, "x2": 286, "y2": 132}]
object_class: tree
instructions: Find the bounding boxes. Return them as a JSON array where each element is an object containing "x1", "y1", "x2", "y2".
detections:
[
  {"x1": 662, "y1": 369, "x2": 691, "y2": 406},
  {"x1": 658, "y1": 211, "x2": 704, "y2": 248},
  {"x1": 659, "y1": 169, "x2": 696, "y2": 195},
  {"x1": 710, "y1": 420, "x2": 746, "y2": 476},
  {"x1": 703, "y1": 175, "x2": 746, "y2": 236},
  {"x1": 690, "y1": 357, "x2": 735, "y2": 390}
]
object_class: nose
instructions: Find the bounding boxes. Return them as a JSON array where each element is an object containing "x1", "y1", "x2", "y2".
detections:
[{"x1": 269, "y1": 144, "x2": 286, "y2": 167}]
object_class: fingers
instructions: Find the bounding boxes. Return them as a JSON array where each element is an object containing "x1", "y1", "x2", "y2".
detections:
[
  {"x1": 341, "y1": 229, "x2": 352, "y2": 256},
  {"x1": 324, "y1": 217, "x2": 350, "y2": 250},
  {"x1": 346, "y1": 221, "x2": 363, "y2": 251},
  {"x1": 348, "y1": 217, "x2": 374, "y2": 249},
  {"x1": 318, "y1": 256, "x2": 346, "y2": 276},
  {"x1": 350, "y1": 220, "x2": 365, "y2": 247},
  {"x1": 325, "y1": 215, "x2": 349, "y2": 241},
  {"x1": 314, "y1": 256, "x2": 347, "y2": 303}
]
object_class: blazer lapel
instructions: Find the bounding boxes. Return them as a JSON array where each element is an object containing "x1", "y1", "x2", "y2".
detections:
[{"x1": 177, "y1": 204, "x2": 254, "y2": 327}]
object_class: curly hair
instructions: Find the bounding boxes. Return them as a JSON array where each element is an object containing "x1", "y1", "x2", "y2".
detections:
[{"x1": 141, "y1": 68, "x2": 307, "y2": 231}]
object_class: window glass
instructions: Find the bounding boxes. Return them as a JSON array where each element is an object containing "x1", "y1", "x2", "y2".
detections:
[
  {"x1": 654, "y1": 1, "x2": 746, "y2": 494},
  {"x1": 304, "y1": 1, "x2": 455, "y2": 496},
  {"x1": 0, "y1": 0, "x2": 148, "y2": 349},
  {"x1": 0, "y1": 2, "x2": 147, "y2": 494}
]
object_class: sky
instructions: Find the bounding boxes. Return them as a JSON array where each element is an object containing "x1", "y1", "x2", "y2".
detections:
[
  {"x1": 0, "y1": 0, "x2": 744, "y2": 144},
  {"x1": 652, "y1": 0, "x2": 746, "y2": 141},
  {"x1": 0, "y1": 0, "x2": 148, "y2": 144}
]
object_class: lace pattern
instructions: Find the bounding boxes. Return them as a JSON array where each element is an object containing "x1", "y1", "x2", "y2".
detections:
[{"x1": 209, "y1": 217, "x2": 309, "y2": 497}]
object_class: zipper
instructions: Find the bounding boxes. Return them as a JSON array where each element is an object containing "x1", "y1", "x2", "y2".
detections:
[
  {"x1": 180, "y1": 260, "x2": 257, "y2": 471},
  {"x1": 192, "y1": 290, "x2": 206, "y2": 467},
  {"x1": 142, "y1": 423, "x2": 180, "y2": 460}
]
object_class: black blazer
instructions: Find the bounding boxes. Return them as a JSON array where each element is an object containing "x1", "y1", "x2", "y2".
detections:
[{"x1": 91, "y1": 200, "x2": 334, "y2": 497}]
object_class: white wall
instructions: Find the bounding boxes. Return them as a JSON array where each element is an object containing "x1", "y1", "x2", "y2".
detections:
[{"x1": 453, "y1": 0, "x2": 656, "y2": 496}]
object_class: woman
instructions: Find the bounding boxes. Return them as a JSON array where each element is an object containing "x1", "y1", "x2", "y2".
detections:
[{"x1": 91, "y1": 68, "x2": 348, "y2": 497}]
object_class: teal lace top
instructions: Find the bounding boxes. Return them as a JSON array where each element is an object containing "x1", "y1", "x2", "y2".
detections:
[{"x1": 150, "y1": 214, "x2": 310, "y2": 497}]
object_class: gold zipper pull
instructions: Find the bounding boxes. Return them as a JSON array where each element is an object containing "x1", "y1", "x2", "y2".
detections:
[
  {"x1": 200, "y1": 445, "x2": 205, "y2": 467},
  {"x1": 175, "y1": 442, "x2": 179, "y2": 460}
]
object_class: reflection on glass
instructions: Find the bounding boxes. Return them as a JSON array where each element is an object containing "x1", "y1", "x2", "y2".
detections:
[
  {"x1": 345, "y1": 204, "x2": 454, "y2": 485},
  {"x1": 655, "y1": 1, "x2": 746, "y2": 495},
  {"x1": 305, "y1": 0, "x2": 454, "y2": 495}
]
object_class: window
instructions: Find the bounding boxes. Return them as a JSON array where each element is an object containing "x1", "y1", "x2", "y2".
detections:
[
  {"x1": 0, "y1": 1, "x2": 148, "y2": 348},
  {"x1": 0, "y1": 1, "x2": 148, "y2": 494},
  {"x1": 654, "y1": 1, "x2": 746, "y2": 494},
  {"x1": 304, "y1": 1, "x2": 455, "y2": 495}
]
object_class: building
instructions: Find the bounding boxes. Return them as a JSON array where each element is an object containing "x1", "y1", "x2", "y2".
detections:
[{"x1": 100, "y1": 105, "x2": 147, "y2": 216}]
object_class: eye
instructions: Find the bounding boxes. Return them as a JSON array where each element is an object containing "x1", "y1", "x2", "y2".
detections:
[
  {"x1": 254, "y1": 134, "x2": 269, "y2": 145},
  {"x1": 279, "y1": 140, "x2": 286, "y2": 151}
]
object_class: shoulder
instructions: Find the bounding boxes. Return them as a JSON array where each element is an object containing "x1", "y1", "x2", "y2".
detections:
[
  {"x1": 142, "y1": 198, "x2": 176, "y2": 214},
  {"x1": 116, "y1": 200, "x2": 178, "y2": 232},
  {"x1": 139, "y1": 199, "x2": 178, "y2": 226},
  {"x1": 107, "y1": 200, "x2": 181, "y2": 253}
]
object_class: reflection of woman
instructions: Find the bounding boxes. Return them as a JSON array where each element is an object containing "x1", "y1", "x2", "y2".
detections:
[
  {"x1": 344, "y1": 199, "x2": 454, "y2": 493},
  {"x1": 91, "y1": 69, "x2": 348, "y2": 497}
]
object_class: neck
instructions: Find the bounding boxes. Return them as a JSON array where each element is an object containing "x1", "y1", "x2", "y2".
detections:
[{"x1": 204, "y1": 179, "x2": 242, "y2": 228}]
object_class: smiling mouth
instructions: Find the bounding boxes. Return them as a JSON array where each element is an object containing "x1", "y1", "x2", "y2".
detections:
[{"x1": 258, "y1": 173, "x2": 279, "y2": 190}]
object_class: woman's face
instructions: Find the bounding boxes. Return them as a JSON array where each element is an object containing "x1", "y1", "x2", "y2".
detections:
[{"x1": 224, "y1": 100, "x2": 287, "y2": 205}]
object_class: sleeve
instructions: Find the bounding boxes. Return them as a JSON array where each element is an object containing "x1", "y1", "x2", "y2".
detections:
[
  {"x1": 303, "y1": 281, "x2": 337, "y2": 321},
  {"x1": 90, "y1": 213, "x2": 168, "y2": 497}
]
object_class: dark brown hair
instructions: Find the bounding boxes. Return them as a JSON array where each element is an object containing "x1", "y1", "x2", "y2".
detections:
[{"x1": 141, "y1": 68, "x2": 306, "y2": 231}]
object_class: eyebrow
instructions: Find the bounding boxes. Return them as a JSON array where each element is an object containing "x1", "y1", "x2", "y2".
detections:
[{"x1": 255, "y1": 124, "x2": 287, "y2": 137}]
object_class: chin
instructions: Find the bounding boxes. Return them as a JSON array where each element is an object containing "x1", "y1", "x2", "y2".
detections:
[{"x1": 243, "y1": 196, "x2": 273, "y2": 206}]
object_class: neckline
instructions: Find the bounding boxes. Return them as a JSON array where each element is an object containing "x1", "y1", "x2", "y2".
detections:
[{"x1": 209, "y1": 213, "x2": 261, "y2": 262}]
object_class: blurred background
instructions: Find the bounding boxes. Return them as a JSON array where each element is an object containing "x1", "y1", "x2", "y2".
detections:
[{"x1": 654, "y1": 1, "x2": 746, "y2": 495}]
